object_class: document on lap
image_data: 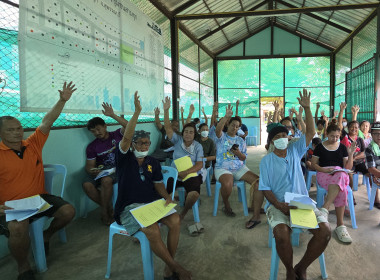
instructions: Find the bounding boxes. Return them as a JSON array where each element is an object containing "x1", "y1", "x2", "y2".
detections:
[
  {"x1": 130, "y1": 199, "x2": 177, "y2": 228},
  {"x1": 5, "y1": 195, "x2": 52, "y2": 222},
  {"x1": 94, "y1": 167, "x2": 116, "y2": 181},
  {"x1": 284, "y1": 192, "x2": 318, "y2": 229},
  {"x1": 328, "y1": 168, "x2": 353, "y2": 175},
  {"x1": 174, "y1": 156, "x2": 198, "y2": 181}
]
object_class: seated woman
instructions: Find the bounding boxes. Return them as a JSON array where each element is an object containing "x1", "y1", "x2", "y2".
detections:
[
  {"x1": 365, "y1": 122, "x2": 380, "y2": 210},
  {"x1": 311, "y1": 124, "x2": 356, "y2": 244},
  {"x1": 359, "y1": 120, "x2": 372, "y2": 148},
  {"x1": 114, "y1": 92, "x2": 191, "y2": 280},
  {"x1": 163, "y1": 97, "x2": 204, "y2": 228},
  {"x1": 196, "y1": 123, "x2": 216, "y2": 170},
  {"x1": 214, "y1": 106, "x2": 264, "y2": 229}
]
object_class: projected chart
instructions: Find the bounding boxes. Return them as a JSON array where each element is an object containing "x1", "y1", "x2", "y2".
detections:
[{"x1": 19, "y1": 0, "x2": 164, "y2": 114}]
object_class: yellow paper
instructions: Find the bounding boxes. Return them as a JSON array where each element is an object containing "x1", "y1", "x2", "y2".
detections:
[
  {"x1": 130, "y1": 199, "x2": 176, "y2": 228},
  {"x1": 174, "y1": 156, "x2": 197, "y2": 181},
  {"x1": 290, "y1": 209, "x2": 318, "y2": 229}
]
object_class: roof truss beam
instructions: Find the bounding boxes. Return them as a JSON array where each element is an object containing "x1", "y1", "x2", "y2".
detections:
[
  {"x1": 175, "y1": 2, "x2": 379, "y2": 21},
  {"x1": 172, "y1": 0, "x2": 202, "y2": 16}
]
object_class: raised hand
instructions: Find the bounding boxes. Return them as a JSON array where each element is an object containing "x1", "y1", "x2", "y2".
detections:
[
  {"x1": 189, "y1": 104, "x2": 195, "y2": 114},
  {"x1": 180, "y1": 106, "x2": 184, "y2": 114},
  {"x1": 134, "y1": 91, "x2": 141, "y2": 112},
  {"x1": 154, "y1": 107, "x2": 160, "y2": 116},
  {"x1": 101, "y1": 102, "x2": 114, "y2": 117},
  {"x1": 321, "y1": 110, "x2": 325, "y2": 116},
  {"x1": 340, "y1": 102, "x2": 347, "y2": 111},
  {"x1": 236, "y1": 99, "x2": 240, "y2": 106},
  {"x1": 297, "y1": 88, "x2": 311, "y2": 108},
  {"x1": 59, "y1": 81, "x2": 76, "y2": 102},
  {"x1": 351, "y1": 105, "x2": 360, "y2": 114},
  {"x1": 225, "y1": 104, "x2": 233, "y2": 118},
  {"x1": 298, "y1": 106, "x2": 304, "y2": 116},
  {"x1": 290, "y1": 107, "x2": 297, "y2": 114},
  {"x1": 201, "y1": 107, "x2": 205, "y2": 114},
  {"x1": 348, "y1": 142, "x2": 357, "y2": 155},
  {"x1": 316, "y1": 102, "x2": 320, "y2": 109},
  {"x1": 333, "y1": 110, "x2": 339, "y2": 118},
  {"x1": 273, "y1": 100, "x2": 279, "y2": 111},
  {"x1": 162, "y1": 96, "x2": 171, "y2": 111}
]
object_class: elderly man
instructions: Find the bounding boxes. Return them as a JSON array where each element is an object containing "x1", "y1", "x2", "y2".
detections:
[
  {"x1": 0, "y1": 82, "x2": 76, "y2": 280},
  {"x1": 113, "y1": 92, "x2": 191, "y2": 280},
  {"x1": 259, "y1": 89, "x2": 331, "y2": 280}
]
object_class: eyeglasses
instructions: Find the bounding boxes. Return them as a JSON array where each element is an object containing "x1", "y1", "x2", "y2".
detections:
[
  {"x1": 285, "y1": 126, "x2": 293, "y2": 130},
  {"x1": 135, "y1": 141, "x2": 151, "y2": 147},
  {"x1": 139, "y1": 167, "x2": 145, "y2": 182}
]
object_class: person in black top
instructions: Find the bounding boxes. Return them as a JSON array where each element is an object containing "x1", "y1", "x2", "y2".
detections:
[
  {"x1": 114, "y1": 91, "x2": 191, "y2": 280},
  {"x1": 311, "y1": 124, "x2": 356, "y2": 244}
]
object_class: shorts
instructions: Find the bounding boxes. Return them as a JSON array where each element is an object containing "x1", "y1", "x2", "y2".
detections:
[
  {"x1": 119, "y1": 203, "x2": 145, "y2": 236},
  {"x1": 166, "y1": 174, "x2": 202, "y2": 195},
  {"x1": 266, "y1": 204, "x2": 329, "y2": 231},
  {"x1": 83, "y1": 173, "x2": 117, "y2": 188},
  {"x1": 0, "y1": 194, "x2": 69, "y2": 238},
  {"x1": 214, "y1": 165, "x2": 250, "y2": 181}
]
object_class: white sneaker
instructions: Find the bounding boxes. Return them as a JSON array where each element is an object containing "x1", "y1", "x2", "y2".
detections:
[{"x1": 335, "y1": 225, "x2": 352, "y2": 243}]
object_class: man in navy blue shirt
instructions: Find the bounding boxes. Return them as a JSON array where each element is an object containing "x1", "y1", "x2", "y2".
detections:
[{"x1": 114, "y1": 91, "x2": 191, "y2": 280}]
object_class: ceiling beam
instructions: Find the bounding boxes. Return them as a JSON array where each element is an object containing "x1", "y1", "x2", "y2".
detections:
[
  {"x1": 172, "y1": 0, "x2": 202, "y2": 16},
  {"x1": 214, "y1": 23, "x2": 271, "y2": 56},
  {"x1": 274, "y1": 22, "x2": 334, "y2": 51},
  {"x1": 276, "y1": 0, "x2": 351, "y2": 33},
  {"x1": 198, "y1": 0, "x2": 268, "y2": 41},
  {"x1": 295, "y1": 0, "x2": 306, "y2": 32},
  {"x1": 175, "y1": 2, "x2": 379, "y2": 20},
  {"x1": 334, "y1": 8, "x2": 378, "y2": 54},
  {"x1": 202, "y1": 0, "x2": 231, "y2": 44},
  {"x1": 1, "y1": 0, "x2": 18, "y2": 7},
  {"x1": 316, "y1": 0, "x2": 341, "y2": 41}
]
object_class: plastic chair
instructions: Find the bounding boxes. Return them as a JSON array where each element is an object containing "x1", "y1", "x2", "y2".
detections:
[
  {"x1": 29, "y1": 164, "x2": 68, "y2": 273},
  {"x1": 305, "y1": 169, "x2": 317, "y2": 191},
  {"x1": 82, "y1": 183, "x2": 118, "y2": 218},
  {"x1": 202, "y1": 158, "x2": 213, "y2": 197},
  {"x1": 352, "y1": 173, "x2": 371, "y2": 201},
  {"x1": 105, "y1": 166, "x2": 178, "y2": 279},
  {"x1": 268, "y1": 226, "x2": 328, "y2": 280},
  {"x1": 246, "y1": 127, "x2": 257, "y2": 146},
  {"x1": 177, "y1": 188, "x2": 200, "y2": 223},
  {"x1": 369, "y1": 177, "x2": 380, "y2": 210},
  {"x1": 213, "y1": 180, "x2": 248, "y2": 216},
  {"x1": 316, "y1": 181, "x2": 357, "y2": 229}
]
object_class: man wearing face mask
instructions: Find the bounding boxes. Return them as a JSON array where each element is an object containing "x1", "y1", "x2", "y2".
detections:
[
  {"x1": 114, "y1": 92, "x2": 192, "y2": 280},
  {"x1": 195, "y1": 123, "x2": 216, "y2": 169},
  {"x1": 259, "y1": 89, "x2": 331, "y2": 280}
]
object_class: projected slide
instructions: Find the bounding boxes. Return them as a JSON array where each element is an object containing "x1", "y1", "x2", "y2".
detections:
[{"x1": 18, "y1": 0, "x2": 164, "y2": 114}]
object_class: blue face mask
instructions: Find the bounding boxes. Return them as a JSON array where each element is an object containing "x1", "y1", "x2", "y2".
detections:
[{"x1": 288, "y1": 130, "x2": 293, "y2": 136}]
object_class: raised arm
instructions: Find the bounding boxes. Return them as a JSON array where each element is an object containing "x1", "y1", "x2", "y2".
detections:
[
  {"x1": 344, "y1": 144, "x2": 356, "y2": 170},
  {"x1": 120, "y1": 91, "x2": 141, "y2": 152},
  {"x1": 297, "y1": 88, "x2": 315, "y2": 144},
  {"x1": 314, "y1": 102, "x2": 320, "y2": 125},
  {"x1": 322, "y1": 115, "x2": 329, "y2": 139},
  {"x1": 102, "y1": 102, "x2": 128, "y2": 134},
  {"x1": 180, "y1": 106, "x2": 185, "y2": 128},
  {"x1": 289, "y1": 107, "x2": 295, "y2": 120},
  {"x1": 210, "y1": 101, "x2": 218, "y2": 127},
  {"x1": 163, "y1": 97, "x2": 174, "y2": 140},
  {"x1": 39, "y1": 81, "x2": 77, "y2": 134},
  {"x1": 185, "y1": 104, "x2": 195, "y2": 124},
  {"x1": 235, "y1": 99, "x2": 240, "y2": 116},
  {"x1": 215, "y1": 104, "x2": 233, "y2": 138},
  {"x1": 296, "y1": 106, "x2": 306, "y2": 133},
  {"x1": 351, "y1": 105, "x2": 360, "y2": 121},
  {"x1": 272, "y1": 101, "x2": 279, "y2": 124},
  {"x1": 337, "y1": 102, "x2": 346, "y2": 130},
  {"x1": 201, "y1": 107, "x2": 208, "y2": 126},
  {"x1": 154, "y1": 107, "x2": 163, "y2": 131}
]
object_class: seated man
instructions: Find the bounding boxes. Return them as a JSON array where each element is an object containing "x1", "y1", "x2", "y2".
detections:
[
  {"x1": 150, "y1": 106, "x2": 179, "y2": 162},
  {"x1": 260, "y1": 89, "x2": 331, "y2": 280},
  {"x1": 114, "y1": 92, "x2": 191, "y2": 280},
  {"x1": 365, "y1": 122, "x2": 380, "y2": 209},
  {"x1": 0, "y1": 82, "x2": 76, "y2": 280},
  {"x1": 82, "y1": 102, "x2": 128, "y2": 225}
]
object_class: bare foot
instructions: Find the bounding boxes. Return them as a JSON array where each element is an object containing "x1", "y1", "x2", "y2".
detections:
[
  {"x1": 163, "y1": 265, "x2": 172, "y2": 278},
  {"x1": 294, "y1": 263, "x2": 307, "y2": 280},
  {"x1": 175, "y1": 267, "x2": 192, "y2": 280}
]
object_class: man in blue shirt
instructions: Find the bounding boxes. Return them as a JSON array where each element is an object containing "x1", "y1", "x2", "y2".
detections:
[
  {"x1": 259, "y1": 89, "x2": 331, "y2": 280},
  {"x1": 114, "y1": 92, "x2": 191, "y2": 280}
]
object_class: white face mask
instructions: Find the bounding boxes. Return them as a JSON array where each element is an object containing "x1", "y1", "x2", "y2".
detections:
[
  {"x1": 273, "y1": 137, "x2": 288, "y2": 150},
  {"x1": 200, "y1": 131, "x2": 209, "y2": 138},
  {"x1": 134, "y1": 149, "x2": 148, "y2": 158},
  {"x1": 342, "y1": 122, "x2": 347, "y2": 127}
]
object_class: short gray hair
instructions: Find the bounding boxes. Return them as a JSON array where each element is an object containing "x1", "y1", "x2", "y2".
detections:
[{"x1": 0, "y1": 116, "x2": 17, "y2": 131}]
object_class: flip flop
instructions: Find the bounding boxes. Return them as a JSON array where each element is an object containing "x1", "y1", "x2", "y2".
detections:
[
  {"x1": 187, "y1": 224, "x2": 199, "y2": 237},
  {"x1": 222, "y1": 207, "x2": 236, "y2": 217},
  {"x1": 195, "y1": 222, "x2": 204, "y2": 234},
  {"x1": 245, "y1": 219, "x2": 261, "y2": 229}
]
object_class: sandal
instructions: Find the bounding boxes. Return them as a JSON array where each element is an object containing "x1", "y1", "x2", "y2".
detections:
[
  {"x1": 187, "y1": 224, "x2": 199, "y2": 237},
  {"x1": 195, "y1": 222, "x2": 204, "y2": 234},
  {"x1": 222, "y1": 207, "x2": 236, "y2": 217},
  {"x1": 374, "y1": 202, "x2": 380, "y2": 209},
  {"x1": 245, "y1": 219, "x2": 261, "y2": 229}
]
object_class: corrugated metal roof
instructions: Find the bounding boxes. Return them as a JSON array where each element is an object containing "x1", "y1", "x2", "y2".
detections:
[{"x1": 145, "y1": 0, "x2": 378, "y2": 56}]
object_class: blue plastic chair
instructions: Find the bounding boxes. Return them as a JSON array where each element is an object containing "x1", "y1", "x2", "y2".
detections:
[
  {"x1": 82, "y1": 183, "x2": 118, "y2": 218},
  {"x1": 268, "y1": 225, "x2": 328, "y2": 280},
  {"x1": 202, "y1": 158, "x2": 213, "y2": 197},
  {"x1": 369, "y1": 176, "x2": 380, "y2": 210},
  {"x1": 177, "y1": 188, "x2": 200, "y2": 223},
  {"x1": 316, "y1": 181, "x2": 357, "y2": 229},
  {"x1": 213, "y1": 180, "x2": 248, "y2": 216},
  {"x1": 352, "y1": 173, "x2": 371, "y2": 201},
  {"x1": 305, "y1": 169, "x2": 317, "y2": 191},
  {"x1": 246, "y1": 126, "x2": 257, "y2": 146},
  {"x1": 29, "y1": 164, "x2": 68, "y2": 273},
  {"x1": 105, "y1": 166, "x2": 178, "y2": 279}
]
